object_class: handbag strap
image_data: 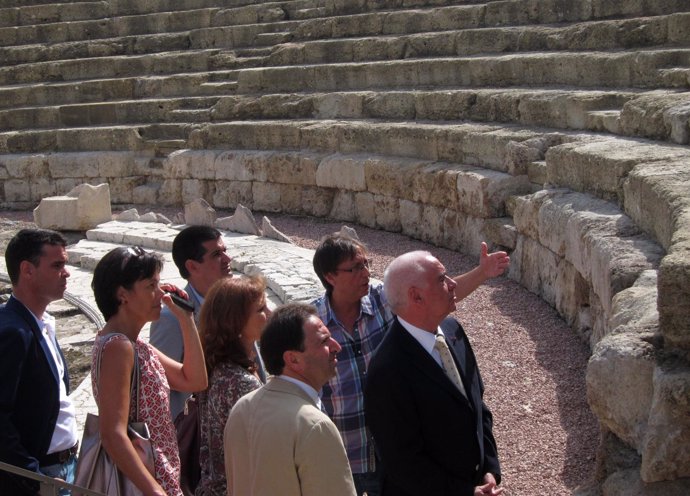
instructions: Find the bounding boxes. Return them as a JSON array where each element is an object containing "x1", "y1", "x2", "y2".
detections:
[{"x1": 95, "y1": 332, "x2": 141, "y2": 422}]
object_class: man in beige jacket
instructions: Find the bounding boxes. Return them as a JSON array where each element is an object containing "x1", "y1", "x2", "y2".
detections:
[{"x1": 224, "y1": 303, "x2": 356, "y2": 496}]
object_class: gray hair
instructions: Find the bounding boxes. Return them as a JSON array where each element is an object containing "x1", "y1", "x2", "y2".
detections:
[{"x1": 383, "y1": 251, "x2": 434, "y2": 313}]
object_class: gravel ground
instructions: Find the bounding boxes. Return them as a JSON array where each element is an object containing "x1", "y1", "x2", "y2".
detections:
[
  {"x1": 0, "y1": 208, "x2": 599, "y2": 495},
  {"x1": 267, "y1": 214, "x2": 599, "y2": 496}
]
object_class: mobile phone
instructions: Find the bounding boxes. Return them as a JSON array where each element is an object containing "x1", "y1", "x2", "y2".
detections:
[{"x1": 165, "y1": 290, "x2": 194, "y2": 313}]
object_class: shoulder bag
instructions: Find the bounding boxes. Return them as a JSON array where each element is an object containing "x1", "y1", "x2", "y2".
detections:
[
  {"x1": 74, "y1": 334, "x2": 155, "y2": 496},
  {"x1": 175, "y1": 394, "x2": 201, "y2": 496}
]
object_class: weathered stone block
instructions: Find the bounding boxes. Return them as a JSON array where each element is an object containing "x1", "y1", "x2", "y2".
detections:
[
  {"x1": 330, "y1": 190, "x2": 357, "y2": 222},
  {"x1": 216, "y1": 204, "x2": 260, "y2": 235},
  {"x1": 184, "y1": 198, "x2": 216, "y2": 227},
  {"x1": 658, "y1": 239, "x2": 690, "y2": 350},
  {"x1": 214, "y1": 151, "x2": 269, "y2": 182},
  {"x1": 419, "y1": 204, "x2": 445, "y2": 247},
  {"x1": 301, "y1": 186, "x2": 334, "y2": 217},
  {"x1": 602, "y1": 468, "x2": 690, "y2": 496},
  {"x1": 354, "y1": 192, "x2": 376, "y2": 228},
  {"x1": 253, "y1": 182, "x2": 282, "y2": 212},
  {"x1": 316, "y1": 154, "x2": 367, "y2": 191},
  {"x1": 587, "y1": 330, "x2": 657, "y2": 450},
  {"x1": 33, "y1": 183, "x2": 111, "y2": 231},
  {"x1": 30, "y1": 178, "x2": 56, "y2": 202},
  {"x1": 265, "y1": 152, "x2": 319, "y2": 186},
  {"x1": 166, "y1": 149, "x2": 217, "y2": 180},
  {"x1": 213, "y1": 180, "x2": 253, "y2": 210},
  {"x1": 457, "y1": 168, "x2": 532, "y2": 218},
  {"x1": 641, "y1": 360, "x2": 690, "y2": 482},
  {"x1": 623, "y1": 161, "x2": 690, "y2": 250},
  {"x1": 132, "y1": 184, "x2": 158, "y2": 205},
  {"x1": 364, "y1": 156, "x2": 421, "y2": 198},
  {"x1": 181, "y1": 179, "x2": 210, "y2": 205},
  {"x1": 2, "y1": 153, "x2": 48, "y2": 179},
  {"x1": 407, "y1": 162, "x2": 462, "y2": 209},
  {"x1": 399, "y1": 199, "x2": 423, "y2": 240},
  {"x1": 158, "y1": 179, "x2": 182, "y2": 206},
  {"x1": 373, "y1": 195, "x2": 400, "y2": 232}
]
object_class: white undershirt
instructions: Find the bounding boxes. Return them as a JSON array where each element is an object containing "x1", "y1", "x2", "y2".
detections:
[{"x1": 31, "y1": 311, "x2": 78, "y2": 455}]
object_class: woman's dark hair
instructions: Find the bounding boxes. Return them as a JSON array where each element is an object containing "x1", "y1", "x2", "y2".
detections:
[
  {"x1": 312, "y1": 233, "x2": 367, "y2": 295},
  {"x1": 199, "y1": 275, "x2": 266, "y2": 375},
  {"x1": 259, "y1": 303, "x2": 316, "y2": 376},
  {"x1": 92, "y1": 246, "x2": 164, "y2": 321}
]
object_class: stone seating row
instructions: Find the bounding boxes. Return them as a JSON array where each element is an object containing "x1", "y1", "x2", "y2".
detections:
[
  {"x1": 4, "y1": 11, "x2": 690, "y2": 82},
  {"x1": 3, "y1": 0, "x2": 690, "y2": 50},
  {"x1": 3, "y1": 86, "x2": 689, "y2": 145}
]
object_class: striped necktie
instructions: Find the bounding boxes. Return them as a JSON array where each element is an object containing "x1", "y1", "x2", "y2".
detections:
[{"x1": 434, "y1": 333, "x2": 467, "y2": 398}]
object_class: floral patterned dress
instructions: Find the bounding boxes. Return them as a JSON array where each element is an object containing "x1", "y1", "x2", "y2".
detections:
[
  {"x1": 195, "y1": 361, "x2": 262, "y2": 496},
  {"x1": 92, "y1": 333, "x2": 182, "y2": 496}
]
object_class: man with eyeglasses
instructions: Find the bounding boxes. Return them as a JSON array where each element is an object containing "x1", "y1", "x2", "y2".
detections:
[{"x1": 311, "y1": 233, "x2": 509, "y2": 496}]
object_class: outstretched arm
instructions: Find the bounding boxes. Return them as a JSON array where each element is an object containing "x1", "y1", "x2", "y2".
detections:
[{"x1": 453, "y1": 242, "x2": 510, "y2": 301}]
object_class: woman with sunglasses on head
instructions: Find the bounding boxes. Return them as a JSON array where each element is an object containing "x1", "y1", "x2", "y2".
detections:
[
  {"x1": 195, "y1": 275, "x2": 270, "y2": 496},
  {"x1": 90, "y1": 246, "x2": 208, "y2": 496}
]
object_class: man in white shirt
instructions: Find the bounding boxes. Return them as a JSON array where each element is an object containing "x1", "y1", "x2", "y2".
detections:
[
  {"x1": 0, "y1": 229, "x2": 78, "y2": 495},
  {"x1": 224, "y1": 303, "x2": 356, "y2": 496}
]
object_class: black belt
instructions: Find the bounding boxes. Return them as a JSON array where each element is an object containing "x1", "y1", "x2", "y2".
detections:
[{"x1": 40, "y1": 442, "x2": 79, "y2": 466}]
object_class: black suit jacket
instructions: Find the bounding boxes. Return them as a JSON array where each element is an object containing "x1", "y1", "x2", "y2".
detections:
[
  {"x1": 364, "y1": 317, "x2": 500, "y2": 496},
  {"x1": 0, "y1": 296, "x2": 69, "y2": 495}
]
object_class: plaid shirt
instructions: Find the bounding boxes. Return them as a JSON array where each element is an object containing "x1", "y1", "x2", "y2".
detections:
[{"x1": 313, "y1": 283, "x2": 393, "y2": 474}]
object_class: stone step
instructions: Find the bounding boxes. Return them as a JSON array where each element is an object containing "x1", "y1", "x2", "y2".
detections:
[
  {"x1": 80, "y1": 220, "x2": 323, "y2": 303},
  {"x1": 278, "y1": 1, "x2": 690, "y2": 47},
  {"x1": 0, "y1": 49, "x2": 241, "y2": 85},
  {"x1": 0, "y1": 123, "x2": 195, "y2": 154},
  {"x1": 187, "y1": 119, "x2": 576, "y2": 173},
  {"x1": 586, "y1": 110, "x2": 622, "y2": 134},
  {"x1": 3, "y1": 0, "x2": 689, "y2": 53},
  {"x1": 0, "y1": 32, "x2": 193, "y2": 67},
  {"x1": 263, "y1": 14, "x2": 690, "y2": 66},
  {"x1": 0, "y1": 118, "x2": 556, "y2": 168},
  {"x1": 0, "y1": 96, "x2": 218, "y2": 130},
  {"x1": 4, "y1": 9, "x2": 688, "y2": 71},
  {"x1": 0, "y1": 2, "x2": 110, "y2": 28},
  {"x1": 234, "y1": 49, "x2": 690, "y2": 93},
  {"x1": 208, "y1": 88, "x2": 690, "y2": 144},
  {"x1": 0, "y1": 7, "x2": 223, "y2": 47},
  {"x1": 0, "y1": 71, "x2": 238, "y2": 109},
  {"x1": 4, "y1": 88, "x2": 687, "y2": 146},
  {"x1": 545, "y1": 136, "x2": 690, "y2": 206}
]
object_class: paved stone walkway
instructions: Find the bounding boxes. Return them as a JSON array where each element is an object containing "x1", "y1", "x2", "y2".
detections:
[{"x1": 0, "y1": 220, "x2": 326, "y2": 433}]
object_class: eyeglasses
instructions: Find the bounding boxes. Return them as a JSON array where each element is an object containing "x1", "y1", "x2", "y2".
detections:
[
  {"x1": 120, "y1": 245, "x2": 146, "y2": 271},
  {"x1": 335, "y1": 259, "x2": 370, "y2": 274}
]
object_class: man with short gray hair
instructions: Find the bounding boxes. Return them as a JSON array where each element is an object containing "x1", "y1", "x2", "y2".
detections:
[{"x1": 365, "y1": 251, "x2": 503, "y2": 496}]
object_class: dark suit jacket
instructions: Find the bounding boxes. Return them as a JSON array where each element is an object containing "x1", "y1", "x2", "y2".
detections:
[
  {"x1": 364, "y1": 317, "x2": 500, "y2": 496},
  {"x1": 0, "y1": 296, "x2": 69, "y2": 495}
]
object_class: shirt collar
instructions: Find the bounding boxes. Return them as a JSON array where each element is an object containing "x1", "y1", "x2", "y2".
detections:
[
  {"x1": 398, "y1": 316, "x2": 444, "y2": 358},
  {"x1": 278, "y1": 375, "x2": 322, "y2": 409}
]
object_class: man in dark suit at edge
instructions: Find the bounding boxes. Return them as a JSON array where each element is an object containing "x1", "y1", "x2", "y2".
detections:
[
  {"x1": 0, "y1": 229, "x2": 79, "y2": 495},
  {"x1": 365, "y1": 250, "x2": 503, "y2": 496}
]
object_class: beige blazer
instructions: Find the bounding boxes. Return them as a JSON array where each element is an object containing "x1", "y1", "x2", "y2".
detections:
[{"x1": 224, "y1": 376, "x2": 356, "y2": 496}]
